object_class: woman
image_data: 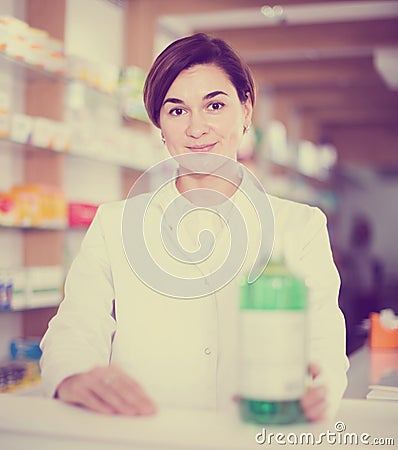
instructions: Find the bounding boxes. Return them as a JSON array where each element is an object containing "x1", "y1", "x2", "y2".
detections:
[{"x1": 40, "y1": 33, "x2": 348, "y2": 421}]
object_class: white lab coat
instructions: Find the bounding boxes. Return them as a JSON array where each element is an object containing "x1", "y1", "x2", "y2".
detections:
[{"x1": 40, "y1": 168, "x2": 348, "y2": 416}]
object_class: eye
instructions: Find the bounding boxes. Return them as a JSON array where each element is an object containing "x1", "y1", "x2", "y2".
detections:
[
  {"x1": 169, "y1": 108, "x2": 187, "y2": 116},
  {"x1": 208, "y1": 102, "x2": 225, "y2": 111}
]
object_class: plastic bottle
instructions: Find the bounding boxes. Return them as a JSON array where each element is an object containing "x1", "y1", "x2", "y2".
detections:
[
  {"x1": 0, "y1": 270, "x2": 12, "y2": 310},
  {"x1": 0, "y1": 271, "x2": 7, "y2": 311},
  {"x1": 238, "y1": 256, "x2": 308, "y2": 425}
]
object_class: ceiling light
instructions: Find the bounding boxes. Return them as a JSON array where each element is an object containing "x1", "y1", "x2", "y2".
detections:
[
  {"x1": 374, "y1": 47, "x2": 398, "y2": 90},
  {"x1": 261, "y1": 5, "x2": 284, "y2": 18},
  {"x1": 261, "y1": 6, "x2": 274, "y2": 17}
]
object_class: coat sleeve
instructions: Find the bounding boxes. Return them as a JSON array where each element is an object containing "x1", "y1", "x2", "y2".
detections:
[
  {"x1": 286, "y1": 206, "x2": 349, "y2": 418},
  {"x1": 40, "y1": 205, "x2": 116, "y2": 397}
]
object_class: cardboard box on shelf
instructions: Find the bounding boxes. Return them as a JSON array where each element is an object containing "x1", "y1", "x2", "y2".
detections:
[
  {"x1": 0, "y1": 15, "x2": 29, "y2": 60},
  {"x1": 9, "y1": 184, "x2": 67, "y2": 228},
  {"x1": 68, "y1": 202, "x2": 98, "y2": 228},
  {"x1": 370, "y1": 311, "x2": 398, "y2": 349}
]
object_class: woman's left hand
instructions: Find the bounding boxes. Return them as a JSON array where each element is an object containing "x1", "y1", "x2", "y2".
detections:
[{"x1": 300, "y1": 363, "x2": 328, "y2": 422}]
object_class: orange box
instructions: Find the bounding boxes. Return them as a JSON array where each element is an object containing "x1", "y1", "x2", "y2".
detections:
[{"x1": 370, "y1": 312, "x2": 398, "y2": 349}]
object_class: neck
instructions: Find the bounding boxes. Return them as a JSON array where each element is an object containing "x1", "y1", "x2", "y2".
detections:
[{"x1": 175, "y1": 160, "x2": 242, "y2": 207}]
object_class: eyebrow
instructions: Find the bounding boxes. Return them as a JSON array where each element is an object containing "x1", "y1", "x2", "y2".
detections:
[{"x1": 162, "y1": 90, "x2": 228, "y2": 106}]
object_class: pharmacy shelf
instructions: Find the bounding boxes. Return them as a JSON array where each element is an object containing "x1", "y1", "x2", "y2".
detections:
[
  {"x1": 266, "y1": 160, "x2": 335, "y2": 187},
  {"x1": 0, "y1": 300, "x2": 62, "y2": 313},
  {"x1": 0, "y1": 224, "x2": 93, "y2": 232},
  {"x1": 0, "y1": 49, "x2": 61, "y2": 81},
  {"x1": 0, "y1": 224, "x2": 65, "y2": 231},
  {"x1": 1, "y1": 381, "x2": 43, "y2": 397},
  {"x1": 0, "y1": 51, "x2": 151, "y2": 122},
  {"x1": 0, "y1": 50, "x2": 115, "y2": 96},
  {"x1": 0, "y1": 137, "x2": 154, "y2": 171}
]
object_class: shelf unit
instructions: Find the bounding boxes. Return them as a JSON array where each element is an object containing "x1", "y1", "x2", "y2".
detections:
[
  {"x1": 0, "y1": 299, "x2": 62, "y2": 314},
  {"x1": 0, "y1": 1, "x2": 148, "y2": 337},
  {"x1": 0, "y1": 49, "x2": 119, "y2": 96},
  {"x1": 13, "y1": 1, "x2": 63, "y2": 336},
  {"x1": 0, "y1": 225, "x2": 92, "y2": 231},
  {"x1": 0, "y1": 53, "x2": 157, "y2": 172},
  {"x1": 0, "y1": 135, "x2": 156, "y2": 171},
  {"x1": 0, "y1": 10, "x2": 160, "y2": 340}
]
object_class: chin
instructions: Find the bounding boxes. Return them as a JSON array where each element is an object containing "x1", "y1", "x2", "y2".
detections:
[{"x1": 175, "y1": 152, "x2": 237, "y2": 176}]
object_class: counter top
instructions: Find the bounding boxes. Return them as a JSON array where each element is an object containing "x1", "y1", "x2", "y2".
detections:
[
  {"x1": 344, "y1": 344, "x2": 398, "y2": 399},
  {"x1": 0, "y1": 396, "x2": 397, "y2": 449}
]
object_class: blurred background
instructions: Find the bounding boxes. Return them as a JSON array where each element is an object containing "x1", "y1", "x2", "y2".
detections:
[{"x1": 0, "y1": 0, "x2": 397, "y2": 382}]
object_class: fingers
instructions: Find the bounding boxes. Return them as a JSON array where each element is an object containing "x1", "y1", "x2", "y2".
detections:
[
  {"x1": 57, "y1": 373, "x2": 116, "y2": 415},
  {"x1": 74, "y1": 386, "x2": 116, "y2": 415},
  {"x1": 308, "y1": 363, "x2": 321, "y2": 380},
  {"x1": 300, "y1": 385, "x2": 328, "y2": 422},
  {"x1": 94, "y1": 369, "x2": 156, "y2": 416},
  {"x1": 56, "y1": 366, "x2": 157, "y2": 417},
  {"x1": 301, "y1": 363, "x2": 328, "y2": 422}
]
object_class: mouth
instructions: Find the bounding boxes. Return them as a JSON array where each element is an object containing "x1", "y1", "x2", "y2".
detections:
[{"x1": 186, "y1": 142, "x2": 217, "y2": 153}]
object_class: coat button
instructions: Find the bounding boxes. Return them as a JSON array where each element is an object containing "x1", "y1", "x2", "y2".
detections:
[{"x1": 204, "y1": 347, "x2": 211, "y2": 355}]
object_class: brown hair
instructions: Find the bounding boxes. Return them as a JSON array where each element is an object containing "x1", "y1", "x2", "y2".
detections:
[{"x1": 143, "y1": 33, "x2": 255, "y2": 128}]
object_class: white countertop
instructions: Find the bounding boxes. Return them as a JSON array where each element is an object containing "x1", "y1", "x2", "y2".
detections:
[
  {"x1": 344, "y1": 344, "x2": 398, "y2": 399},
  {"x1": 1, "y1": 345, "x2": 397, "y2": 449},
  {"x1": 0, "y1": 396, "x2": 397, "y2": 450}
]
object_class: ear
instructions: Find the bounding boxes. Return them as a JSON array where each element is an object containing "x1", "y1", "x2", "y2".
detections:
[{"x1": 242, "y1": 92, "x2": 253, "y2": 129}]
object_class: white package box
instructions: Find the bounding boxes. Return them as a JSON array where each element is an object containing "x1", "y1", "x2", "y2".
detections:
[
  {"x1": 31, "y1": 117, "x2": 56, "y2": 149},
  {"x1": 25, "y1": 265, "x2": 64, "y2": 308},
  {"x1": 10, "y1": 114, "x2": 33, "y2": 144}
]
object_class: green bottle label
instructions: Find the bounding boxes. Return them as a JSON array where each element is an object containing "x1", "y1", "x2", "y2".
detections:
[
  {"x1": 240, "y1": 270, "x2": 307, "y2": 310},
  {"x1": 238, "y1": 263, "x2": 308, "y2": 423}
]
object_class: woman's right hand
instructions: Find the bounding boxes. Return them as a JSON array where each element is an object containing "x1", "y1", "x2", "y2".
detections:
[{"x1": 56, "y1": 366, "x2": 157, "y2": 416}]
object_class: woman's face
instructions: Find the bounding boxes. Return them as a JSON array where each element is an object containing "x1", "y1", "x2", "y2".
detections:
[{"x1": 159, "y1": 64, "x2": 252, "y2": 163}]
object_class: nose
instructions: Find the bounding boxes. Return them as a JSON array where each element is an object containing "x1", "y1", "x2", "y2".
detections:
[{"x1": 186, "y1": 111, "x2": 209, "y2": 138}]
